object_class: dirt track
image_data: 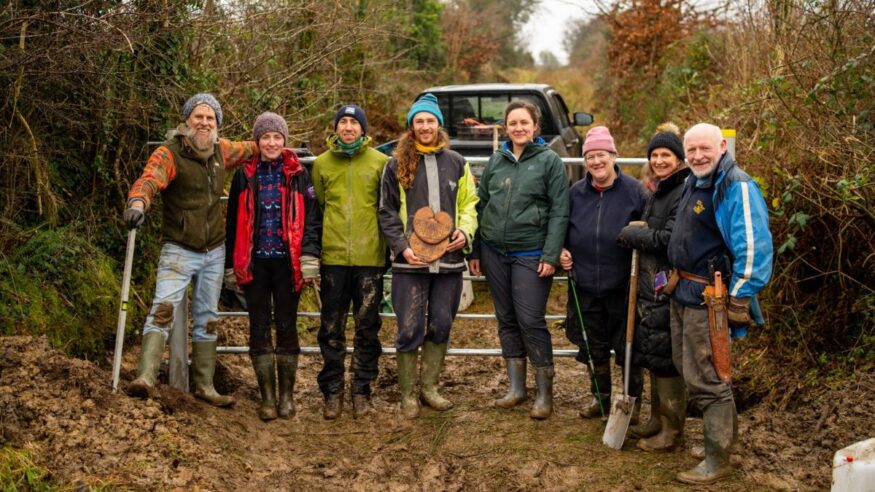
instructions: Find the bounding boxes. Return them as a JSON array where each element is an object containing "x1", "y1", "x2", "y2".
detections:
[{"x1": 1, "y1": 284, "x2": 872, "y2": 490}]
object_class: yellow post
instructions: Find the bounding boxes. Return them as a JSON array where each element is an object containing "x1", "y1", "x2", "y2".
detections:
[{"x1": 722, "y1": 128, "x2": 737, "y2": 158}]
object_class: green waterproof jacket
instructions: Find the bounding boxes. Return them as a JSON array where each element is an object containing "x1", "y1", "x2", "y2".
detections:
[
  {"x1": 473, "y1": 140, "x2": 569, "y2": 266},
  {"x1": 312, "y1": 136, "x2": 389, "y2": 266}
]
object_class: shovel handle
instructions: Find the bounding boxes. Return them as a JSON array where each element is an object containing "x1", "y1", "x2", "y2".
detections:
[
  {"x1": 112, "y1": 228, "x2": 137, "y2": 392},
  {"x1": 625, "y1": 249, "x2": 639, "y2": 344}
]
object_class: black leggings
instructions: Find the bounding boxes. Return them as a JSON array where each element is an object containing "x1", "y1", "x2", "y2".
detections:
[{"x1": 243, "y1": 258, "x2": 301, "y2": 356}]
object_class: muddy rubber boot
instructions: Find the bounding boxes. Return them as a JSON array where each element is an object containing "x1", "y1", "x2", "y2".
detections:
[
  {"x1": 397, "y1": 351, "x2": 420, "y2": 419},
  {"x1": 276, "y1": 354, "x2": 298, "y2": 419},
  {"x1": 530, "y1": 365, "x2": 554, "y2": 420},
  {"x1": 191, "y1": 341, "x2": 235, "y2": 407},
  {"x1": 580, "y1": 363, "x2": 611, "y2": 419},
  {"x1": 352, "y1": 394, "x2": 373, "y2": 419},
  {"x1": 638, "y1": 376, "x2": 686, "y2": 452},
  {"x1": 250, "y1": 353, "x2": 278, "y2": 421},
  {"x1": 420, "y1": 342, "x2": 453, "y2": 411},
  {"x1": 630, "y1": 370, "x2": 661, "y2": 438},
  {"x1": 127, "y1": 332, "x2": 165, "y2": 399},
  {"x1": 323, "y1": 393, "x2": 343, "y2": 420},
  {"x1": 677, "y1": 402, "x2": 737, "y2": 485},
  {"x1": 494, "y1": 358, "x2": 527, "y2": 408}
]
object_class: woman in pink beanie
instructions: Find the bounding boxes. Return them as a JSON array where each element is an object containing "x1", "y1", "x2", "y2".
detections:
[{"x1": 559, "y1": 125, "x2": 649, "y2": 422}]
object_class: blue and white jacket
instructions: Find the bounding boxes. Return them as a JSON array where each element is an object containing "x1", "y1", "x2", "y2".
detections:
[{"x1": 668, "y1": 152, "x2": 773, "y2": 327}]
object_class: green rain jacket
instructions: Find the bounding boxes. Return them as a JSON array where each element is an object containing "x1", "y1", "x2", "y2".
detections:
[
  {"x1": 312, "y1": 136, "x2": 389, "y2": 266},
  {"x1": 473, "y1": 140, "x2": 569, "y2": 266}
]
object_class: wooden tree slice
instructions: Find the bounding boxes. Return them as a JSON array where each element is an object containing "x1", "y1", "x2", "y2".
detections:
[
  {"x1": 409, "y1": 233, "x2": 449, "y2": 263},
  {"x1": 411, "y1": 206, "x2": 452, "y2": 245}
]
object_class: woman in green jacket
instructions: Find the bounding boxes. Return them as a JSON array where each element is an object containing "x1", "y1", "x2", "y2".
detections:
[{"x1": 469, "y1": 100, "x2": 569, "y2": 419}]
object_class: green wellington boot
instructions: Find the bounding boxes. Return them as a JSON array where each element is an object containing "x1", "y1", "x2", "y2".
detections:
[
  {"x1": 250, "y1": 353, "x2": 278, "y2": 421},
  {"x1": 127, "y1": 332, "x2": 166, "y2": 399},
  {"x1": 397, "y1": 350, "x2": 420, "y2": 419},
  {"x1": 420, "y1": 342, "x2": 453, "y2": 411},
  {"x1": 638, "y1": 376, "x2": 686, "y2": 452},
  {"x1": 494, "y1": 358, "x2": 527, "y2": 408},
  {"x1": 530, "y1": 365, "x2": 554, "y2": 420},
  {"x1": 191, "y1": 341, "x2": 235, "y2": 407},
  {"x1": 677, "y1": 402, "x2": 737, "y2": 484},
  {"x1": 276, "y1": 354, "x2": 298, "y2": 419}
]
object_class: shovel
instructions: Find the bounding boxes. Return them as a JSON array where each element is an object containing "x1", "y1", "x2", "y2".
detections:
[
  {"x1": 111, "y1": 229, "x2": 136, "y2": 392},
  {"x1": 602, "y1": 236, "x2": 642, "y2": 449}
]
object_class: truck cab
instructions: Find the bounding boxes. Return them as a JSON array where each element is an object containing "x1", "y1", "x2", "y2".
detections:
[{"x1": 379, "y1": 83, "x2": 593, "y2": 180}]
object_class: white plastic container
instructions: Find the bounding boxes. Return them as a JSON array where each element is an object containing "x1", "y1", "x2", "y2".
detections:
[{"x1": 832, "y1": 438, "x2": 875, "y2": 492}]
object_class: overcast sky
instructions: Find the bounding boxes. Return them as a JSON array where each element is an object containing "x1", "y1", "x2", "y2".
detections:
[
  {"x1": 523, "y1": 0, "x2": 598, "y2": 66},
  {"x1": 523, "y1": 0, "x2": 728, "y2": 66}
]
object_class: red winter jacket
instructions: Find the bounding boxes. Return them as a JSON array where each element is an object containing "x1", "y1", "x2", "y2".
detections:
[{"x1": 229, "y1": 149, "x2": 321, "y2": 292}]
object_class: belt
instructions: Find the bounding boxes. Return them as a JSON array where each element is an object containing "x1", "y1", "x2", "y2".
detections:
[{"x1": 678, "y1": 270, "x2": 710, "y2": 284}]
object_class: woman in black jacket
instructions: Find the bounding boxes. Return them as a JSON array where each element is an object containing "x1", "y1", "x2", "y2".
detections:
[
  {"x1": 616, "y1": 123, "x2": 690, "y2": 451},
  {"x1": 225, "y1": 112, "x2": 322, "y2": 421}
]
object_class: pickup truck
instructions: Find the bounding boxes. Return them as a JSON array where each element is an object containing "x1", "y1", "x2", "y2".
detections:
[{"x1": 378, "y1": 83, "x2": 593, "y2": 180}]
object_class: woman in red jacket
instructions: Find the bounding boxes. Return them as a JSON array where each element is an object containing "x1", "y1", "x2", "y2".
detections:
[{"x1": 226, "y1": 112, "x2": 322, "y2": 421}]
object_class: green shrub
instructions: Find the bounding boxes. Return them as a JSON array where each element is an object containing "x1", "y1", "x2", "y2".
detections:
[{"x1": 0, "y1": 226, "x2": 140, "y2": 360}]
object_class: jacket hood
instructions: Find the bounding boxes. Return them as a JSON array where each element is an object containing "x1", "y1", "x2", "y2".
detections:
[{"x1": 498, "y1": 136, "x2": 548, "y2": 161}]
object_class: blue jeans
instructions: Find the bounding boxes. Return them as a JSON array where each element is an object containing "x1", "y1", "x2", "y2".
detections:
[{"x1": 142, "y1": 243, "x2": 224, "y2": 342}]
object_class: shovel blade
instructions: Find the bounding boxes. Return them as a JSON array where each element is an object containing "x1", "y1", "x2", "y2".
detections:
[{"x1": 602, "y1": 394, "x2": 637, "y2": 450}]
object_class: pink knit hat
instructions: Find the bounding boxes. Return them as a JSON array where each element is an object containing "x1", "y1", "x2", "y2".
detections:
[{"x1": 582, "y1": 126, "x2": 617, "y2": 155}]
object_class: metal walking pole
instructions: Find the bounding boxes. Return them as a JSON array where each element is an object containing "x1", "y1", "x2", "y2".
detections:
[
  {"x1": 112, "y1": 229, "x2": 137, "y2": 392},
  {"x1": 568, "y1": 270, "x2": 606, "y2": 420}
]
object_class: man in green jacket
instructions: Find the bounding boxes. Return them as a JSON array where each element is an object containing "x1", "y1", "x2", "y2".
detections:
[{"x1": 312, "y1": 104, "x2": 389, "y2": 419}]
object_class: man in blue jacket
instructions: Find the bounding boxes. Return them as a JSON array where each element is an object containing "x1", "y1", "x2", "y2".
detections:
[{"x1": 668, "y1": 123, "x2": 772, "y2": 484}]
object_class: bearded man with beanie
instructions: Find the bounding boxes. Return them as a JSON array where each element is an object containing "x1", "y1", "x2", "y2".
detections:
[
  {"x1": 124, "y1": 93, "x2": 258, "y2": 406},
  {"x1": 667, "y1": 123, "x2": 772, "y2": 484},
  {"x1": 311, "y1": 104, "x2": 390, "y2": 419},
  {"x1": 225, "y1": 112, "x2": 322, "y2": 421}
]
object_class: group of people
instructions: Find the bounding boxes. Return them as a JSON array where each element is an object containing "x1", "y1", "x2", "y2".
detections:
[{"x1": 123, "y1": 91, "x2": 772, "y2": 485}]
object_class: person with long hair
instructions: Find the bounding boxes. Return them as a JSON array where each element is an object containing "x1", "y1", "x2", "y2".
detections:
[
  {"x1": 378, "y1": 93, "x2": 478, "y2": 419},
  {"x1": 225, "y1": 112, "x2": 322, "y2": 421},
  {"x1": 468, "y1": 99, "x2": 569, "y2": 420},
  {"x1": 616, "y1": 123, "x2": 691, "y2": 450}
]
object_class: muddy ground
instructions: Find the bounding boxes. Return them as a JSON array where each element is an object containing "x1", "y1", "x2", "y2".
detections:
[{"x1": 1, "y1": 283, "x2": 871, "y2": 490}]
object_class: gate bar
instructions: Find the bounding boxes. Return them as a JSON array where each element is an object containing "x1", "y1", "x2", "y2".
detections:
[
  {"x1": 216, "y1": 345, "x2": 581, "y2": 357},
  {"x1": 217, "y1": 311, "x2": 566, "y2": 321}
]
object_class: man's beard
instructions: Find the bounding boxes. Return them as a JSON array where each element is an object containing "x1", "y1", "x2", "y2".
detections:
[{"x1": 183, "y1": 125, "x2": 218, "y2": 152}]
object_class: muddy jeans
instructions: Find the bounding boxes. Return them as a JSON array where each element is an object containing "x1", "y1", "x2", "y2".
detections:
[
  {"x1": 391, "y1": 272, "x2": 462, "y2": 352},
  {"x1": 317, "y1": 266, "x2": 384, "y2": 397},
  {"x1": 481, "y1": 246, "x2": 554, "y2": 368},
  {"x1": 670, "y1": 299, "x2": 734, "y2": 411},
  {"x1": 142, "y1": 243, "x2": 224, "y2": 342},
  {"x1": 243, "y1": 258, "x2": 301, "y2": 356}
]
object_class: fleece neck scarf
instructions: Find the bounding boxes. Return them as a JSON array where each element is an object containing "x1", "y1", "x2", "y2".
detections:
[
  {"x1": 415, "y1": 140, "x2": 446, "y2": 154},
  {"x1": 333, "y1": 134, "x2": 366, "y2": 156}
]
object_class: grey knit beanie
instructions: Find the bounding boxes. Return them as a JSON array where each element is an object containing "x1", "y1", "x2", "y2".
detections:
[
  {"x1": 182, "y1": 93, "x2": 223, "y2": 127},
  {"x1": 252, "y1": 112, "x2": 289, "y2": 145}
]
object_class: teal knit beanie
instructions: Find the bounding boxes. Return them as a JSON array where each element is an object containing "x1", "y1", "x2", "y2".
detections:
[{"x1": 406, "y1": 93, "x2": 444, "y2": 127}]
